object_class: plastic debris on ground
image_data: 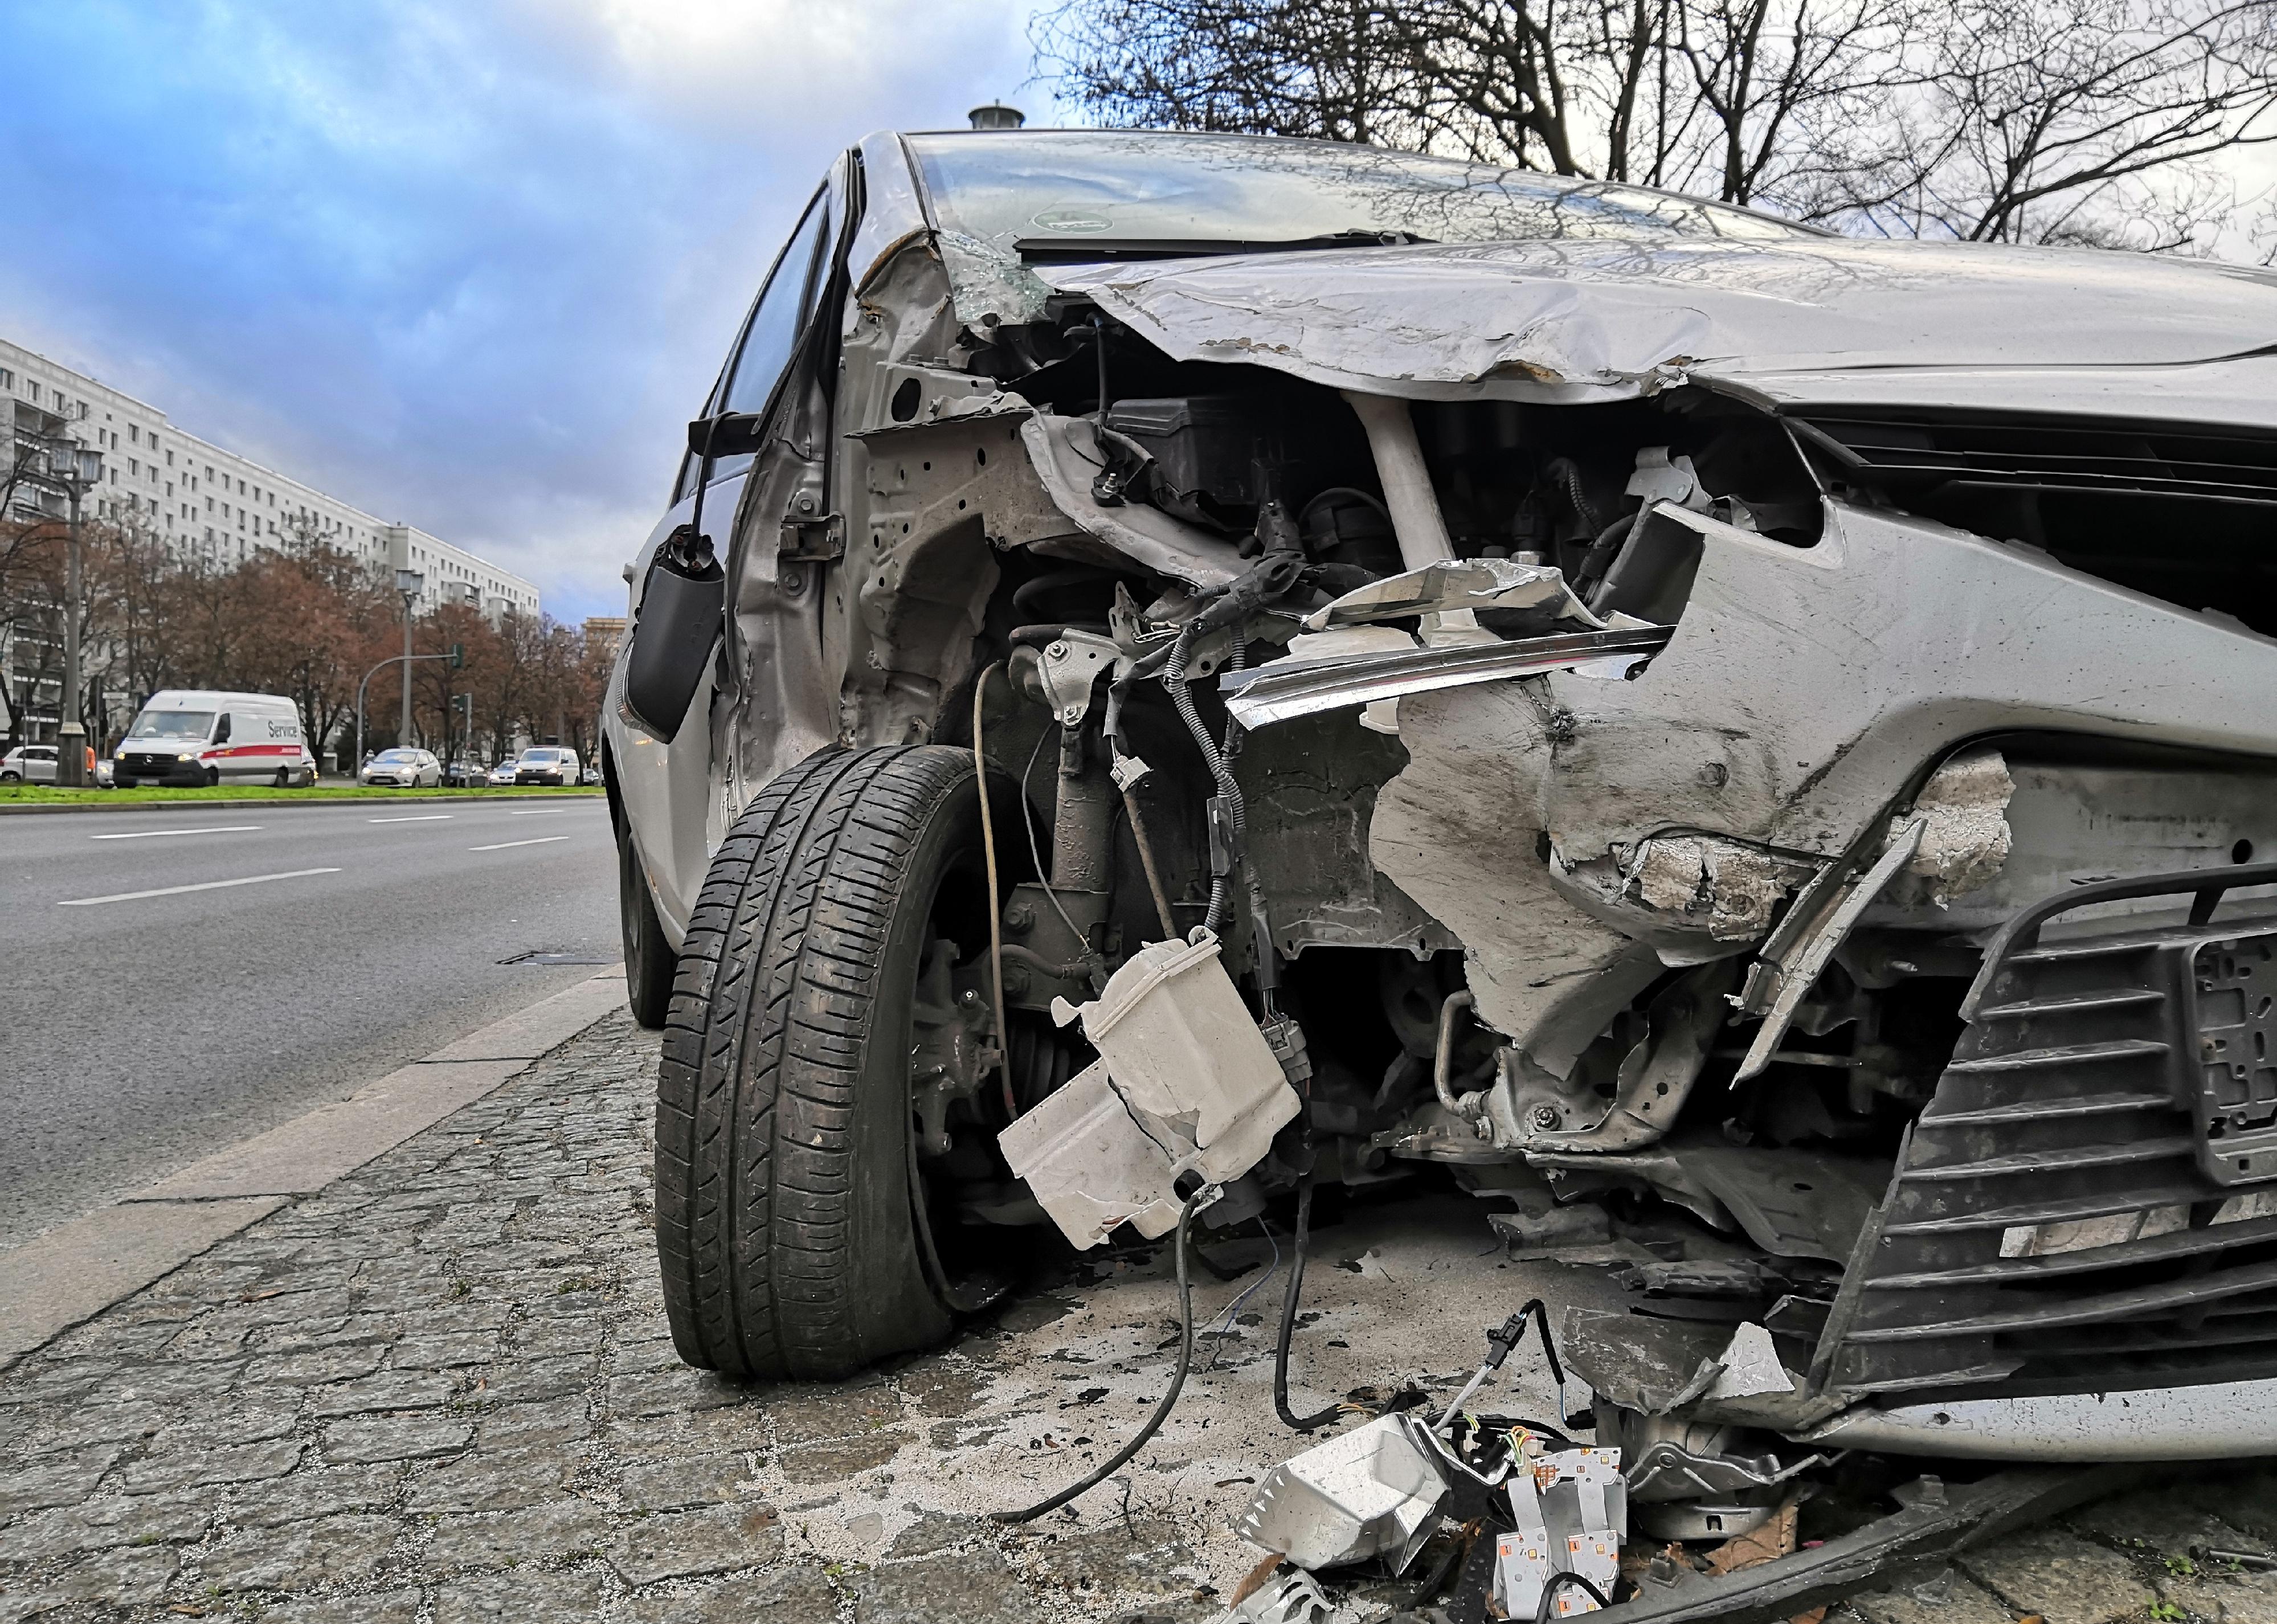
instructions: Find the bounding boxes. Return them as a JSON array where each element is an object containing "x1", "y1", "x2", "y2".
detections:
[
  {"x1": 1493, "y1": 1446, "x2": 1628, "y2": 1618},
  {"x1": 1237, "y1": 1412, "x2": 1450, "y2": 1572}
]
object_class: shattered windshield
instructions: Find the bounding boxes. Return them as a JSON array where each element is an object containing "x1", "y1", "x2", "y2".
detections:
[{"x1": 906, "y1": 130, "x2": 1818, "y2": 259}]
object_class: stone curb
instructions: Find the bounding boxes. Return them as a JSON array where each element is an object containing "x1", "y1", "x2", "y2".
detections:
[{"x1": 0, "y1": 969, "x2": 628, "y2": 1371}]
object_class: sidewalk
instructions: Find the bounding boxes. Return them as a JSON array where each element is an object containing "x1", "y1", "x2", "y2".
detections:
[
  {"x1": 0, "y1": 1013, "x2": 1214, "y2": 1624},
  {"x1": 8, "y1": 1008, "x2": 2277, "y2": 1623}
]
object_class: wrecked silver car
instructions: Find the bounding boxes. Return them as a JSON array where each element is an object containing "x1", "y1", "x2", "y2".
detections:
[{"x1": 601, "y1": 124, "x2": 2277, "y2": 1573}]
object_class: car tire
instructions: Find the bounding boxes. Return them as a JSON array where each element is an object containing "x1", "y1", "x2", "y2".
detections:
[
  {"x1": 655, "y1": 744, "x2": 1017, "y2": 1380},
  {"x1": 273, "y1": 769, "x2": 289, "y2": 788},
  {"x1": 205, "y1": 768, "x2": 220, "y2": 787},
  {"x1": 1, "y1": 771, "x2": 17, "y2": 783},
  {"x1": 619, "y1": 833, "x2": 677, "y2": 1030},
  {"x1": 115, "y1": 777, "x2": 136, "y2": 789}
]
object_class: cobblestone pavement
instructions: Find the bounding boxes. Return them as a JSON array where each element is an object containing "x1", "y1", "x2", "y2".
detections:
[{"x1": 7, "y1": 1009, "x2": 2277, "y2": 1624}]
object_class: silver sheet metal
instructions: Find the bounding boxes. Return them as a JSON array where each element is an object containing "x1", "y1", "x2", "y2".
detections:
[
  {"x1": 1235, "y1": 1413, "x2": 1449, "y2": 1571},
  {"x1": 1221, "y1": 627, "x2": 1670, "y2": 729}
]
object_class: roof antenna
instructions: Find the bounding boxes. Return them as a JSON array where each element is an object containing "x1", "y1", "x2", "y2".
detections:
[{"x1": 968, "y1": 101, "x2": 1026, "y2": 130}]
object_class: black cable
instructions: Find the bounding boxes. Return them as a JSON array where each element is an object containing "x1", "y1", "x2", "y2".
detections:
[
  {"x1": 1275, "y1": 1172, "x2": 1343, "y2": 1432},
  {"x1": 993, "y1": 1186, "x2": 1208, "y2": 1524},
  {"x1": 1163, "y1": 619, "x2": 1237, "y2": 932},
  {"x1": 1536, "y1": 1571, "x2": 1610, "y2": 1623},
  {"x1": 1572, "y1": 511, "x2": 1635, "y2": 599}
]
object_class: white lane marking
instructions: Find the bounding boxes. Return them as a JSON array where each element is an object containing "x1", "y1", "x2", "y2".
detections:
[
  {"x1": 58, "y1": 868, "x2": 342, "y2": 907},
  {"x1": 90, "y1": 825, "x2": 263, "y2": 841},
  {"x1": 369, "y1": 815, "x2": 452, "y2": 824},
  {"x1": 469, "y1": 836, "x2": 571, "y2": 852},
  {"x1": 507, "y1": 809, "x2": 558, "y2": 815}
]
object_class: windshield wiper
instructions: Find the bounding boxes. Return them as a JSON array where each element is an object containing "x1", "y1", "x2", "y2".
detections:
[{"x1": 1013, "y1": 228, "x2": 1434, "y2": 263}]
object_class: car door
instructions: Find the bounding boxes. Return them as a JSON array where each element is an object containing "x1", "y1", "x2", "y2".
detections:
[
  {"x1": 30, "y1": 747, "x2": 56, "y2": 783},
  {"x1": 612, "y1": 167, "x2": 848, "y2": 938}
]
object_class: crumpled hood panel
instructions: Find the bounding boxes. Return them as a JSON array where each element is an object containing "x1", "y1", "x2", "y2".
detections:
[{"x1": 1053, "y1": 236, "x2": 2277, "y2": 414}]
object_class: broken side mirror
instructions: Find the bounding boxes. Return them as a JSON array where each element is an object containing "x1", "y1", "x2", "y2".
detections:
[
  {"x1": 623, "y1": 525, "x2": 725, "y2": 742},
  {"x1": 685, "y1": 411, "x2": 766, "y2": 460}
]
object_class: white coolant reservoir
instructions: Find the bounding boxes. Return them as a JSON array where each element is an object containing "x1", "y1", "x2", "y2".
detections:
[{"x1": 1050, "y1": 929, "x2": 1301, "y2": 1185}]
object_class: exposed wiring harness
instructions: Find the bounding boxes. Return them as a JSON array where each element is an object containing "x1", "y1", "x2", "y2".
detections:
[
  {"x1": 1437, "y1": 1299, "x2": 1564, "y2": 1429},
  {"x1": 1162, "y1": 617, "x2": 1244, "y2": 935},
  {"x1": 1536, "y1": 1571, "x2": 1611, "y2": 1622},
  {"x1": 992, "y1": 1184, "x2": 1214, "y2": 1524}
]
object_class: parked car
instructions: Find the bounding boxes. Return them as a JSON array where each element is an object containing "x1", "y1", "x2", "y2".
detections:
[
  {"x1": 485, "y1": 760, "x2": 518, "y2": 787},
  {"x1": 1, "y1": 744, "x2": 58, "y2": 783},
  {"x1": 511, "y1": 746, "x2": 579, "y2": 786},
  {"x1": 359, "y1": 748, "x2": 440, "y2": 788},
  {"x1": 601, "y1": 125, "x2": 2277, "y2": 1513},
  {"x1": 114, "y1": 690, "x2": 316, "y2": 787},
  {"x1": 579, "y1": 761, "x2": 602, "y2": 786},
  {"x1": 441, "y1": 758, "x2": 483, "y2": 787}
]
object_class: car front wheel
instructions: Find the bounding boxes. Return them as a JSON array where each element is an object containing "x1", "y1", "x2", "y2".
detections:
[{"x1": 655, "y1": 744, "x2": 1022, "y2": 1380}]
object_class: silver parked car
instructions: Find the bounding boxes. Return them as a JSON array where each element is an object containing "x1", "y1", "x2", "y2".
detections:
[
  {"x1": 599, "y1": 126, "x2": 2277, "y2": 1525},
  {"x1": 0, "y1": 744, "x2": 59, "y2": 783},
  {"x1": 358, "y1": 748, "x2": 440, "y2": 788}
]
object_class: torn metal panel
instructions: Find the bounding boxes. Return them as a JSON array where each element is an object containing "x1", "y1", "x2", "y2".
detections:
[
  {"x1": 1053, "y1": 235, "x2": 2277, "y2": 415},
  {"x1": 1236, "y1": 1412, "x2": 1448, "y2": 1572},
  {"x1": 1020, "y1": 414, "x2": 1245, "y2": 589},
  {"x1": 1299, "y1": 556, "x2": 1604, "y2": 635},
  {"x1": 1368, "y1": 682, "x2": 1668, "y2": 1071},
  {"x1": 1221, "y1": 627, "x2": 1668, "y2": 730},
  {"x1": 1490, "y1": 964, "x2": 1735, "y2": 1152},
  {"x1": 1734, "y1": 821, "x2": 1924, "y2": 1081},
  {"x1": 1532, "y1": 501, "x2": 2277, "y2": 872}
]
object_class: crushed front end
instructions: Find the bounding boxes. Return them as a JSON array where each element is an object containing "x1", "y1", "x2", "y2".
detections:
[{"x1": 759, "y1": 140, "x2": 2277, "y2": 1577}]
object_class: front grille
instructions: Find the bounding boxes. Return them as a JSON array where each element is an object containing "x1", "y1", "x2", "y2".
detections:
[
  {"x1": 1828, "y1": 863, "x2": 2277, "y2": 1399},
  {"x1": 1792, "y1": 411, "x2": 2277, "y2": 507},
  {"x1": 122, "y1": 752, "x2": 179, "y2": 772}
]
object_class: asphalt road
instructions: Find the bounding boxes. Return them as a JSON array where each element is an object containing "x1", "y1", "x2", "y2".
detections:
[{"x1": 0, "y1": 796, "x2": 621, "y2": 1249}]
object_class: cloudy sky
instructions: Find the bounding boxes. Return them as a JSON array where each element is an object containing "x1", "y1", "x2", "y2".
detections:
[{"x1": 0, "y1": 0, "x2": 1060, "y2": 622}]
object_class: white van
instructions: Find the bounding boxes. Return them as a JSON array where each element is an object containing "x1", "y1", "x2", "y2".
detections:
[{"x1": 114, "y1": 690, "x2": 317, "y2": 788}]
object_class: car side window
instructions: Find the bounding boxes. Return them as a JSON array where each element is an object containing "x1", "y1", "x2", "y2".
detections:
[
  {"x1": 676, "y1": 189, "x2": 834, "y2": 501},
  {"x1": 214, "y1": 714, "x2": 232, "y2": 744}
]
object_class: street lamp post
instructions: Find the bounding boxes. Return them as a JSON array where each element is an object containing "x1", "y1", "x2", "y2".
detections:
[
  {"x1": 49, "y1": 440, "x2": 103, "y2": 787},
  {"x1": 394, "y1": 568, "x2": 424, "y2": 748}
]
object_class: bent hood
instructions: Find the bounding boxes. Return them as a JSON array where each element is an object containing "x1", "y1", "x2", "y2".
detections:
[{"x1": 1050, "y1": 236, "x2": 2277, "y2": 427}]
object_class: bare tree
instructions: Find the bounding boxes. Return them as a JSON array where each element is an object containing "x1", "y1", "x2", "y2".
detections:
[
  {"x1": 1037, "y1": 0, "x2": 2277, "y2": 247},
  {"x1": 1813, "y1": 0, "x2": 2277, "y2": 247}
]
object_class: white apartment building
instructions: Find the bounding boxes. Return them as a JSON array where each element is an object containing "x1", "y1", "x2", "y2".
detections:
[{"x1": 0, "y1": 336, "x2": 538, "y2": 620}]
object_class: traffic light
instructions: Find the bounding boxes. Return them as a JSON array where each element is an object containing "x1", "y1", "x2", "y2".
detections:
[{"x1": 448, "y1": 642, "x2": 465, "y2": 669}]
